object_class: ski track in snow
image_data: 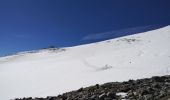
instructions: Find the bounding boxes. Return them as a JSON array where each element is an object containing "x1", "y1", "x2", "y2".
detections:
[{"x1": 0, "y1": 26, "x2": 170, "y2": 100}]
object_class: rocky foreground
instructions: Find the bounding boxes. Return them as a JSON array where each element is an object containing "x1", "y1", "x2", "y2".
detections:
[{"x1": 14, "y1": 75, "x2": 170, "y2": 100}]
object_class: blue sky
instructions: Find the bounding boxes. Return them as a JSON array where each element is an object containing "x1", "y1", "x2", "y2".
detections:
[{"x1": 0, "y1": 0, "x2": 170, "y2": 56}]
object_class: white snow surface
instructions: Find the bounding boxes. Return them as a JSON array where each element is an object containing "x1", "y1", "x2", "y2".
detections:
[{"x1": 1, "y1": 26, "x2": 170, "y2": 100}]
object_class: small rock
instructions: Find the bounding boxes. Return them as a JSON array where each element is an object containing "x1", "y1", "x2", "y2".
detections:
[
  {"x1": 99, "y1": 93, "x2": 107, "y2": 100},
  {"x1": 104, "y1": 97, "x2": 112, "y2": 100},
  {"x1": 78, "y1": 87, "x2": 83, "y2": 92},
  {"x1": 152, "y1": 76, "x2": 164, "y2": 82},
  {"x1": 106, "y1": 92, "x2": 116, "y2": 99}
]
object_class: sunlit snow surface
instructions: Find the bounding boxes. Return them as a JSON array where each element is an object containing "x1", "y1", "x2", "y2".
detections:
[{"x1": 0, "y1": 26, "x2": 170, "y2": 100}]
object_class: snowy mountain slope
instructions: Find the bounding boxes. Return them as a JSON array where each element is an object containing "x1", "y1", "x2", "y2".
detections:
[{"x1": 0, "y1": 26, "x2": 170, "y2": 100}]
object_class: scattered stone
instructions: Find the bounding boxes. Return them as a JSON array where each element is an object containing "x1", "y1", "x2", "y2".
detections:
[{"x1": 14, "y1": 75, "x2": 170, "y2": 100}]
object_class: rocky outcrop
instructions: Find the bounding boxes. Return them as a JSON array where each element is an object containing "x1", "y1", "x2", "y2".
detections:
[{"x1": 14, "y1": 75, "x2": 170, "y2": 100}]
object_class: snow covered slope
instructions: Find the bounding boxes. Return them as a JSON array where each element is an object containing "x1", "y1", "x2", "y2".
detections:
[{"x1": 0, "y1": 26, "x2": 170, "y2": 100}]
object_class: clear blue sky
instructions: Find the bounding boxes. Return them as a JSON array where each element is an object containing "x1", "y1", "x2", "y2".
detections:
[{"x1": 0, "y1": 0, "x2": 170, "y2": 56}]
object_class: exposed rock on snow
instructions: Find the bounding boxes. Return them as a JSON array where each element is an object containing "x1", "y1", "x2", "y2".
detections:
[{"x1": 97, "y1": 64, "x2": 113, "y2": 71}]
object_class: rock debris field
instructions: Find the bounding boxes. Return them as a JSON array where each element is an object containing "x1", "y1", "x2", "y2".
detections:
[{"x1": 14, "y1": 75, "x2": 170, "y2": 100}]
